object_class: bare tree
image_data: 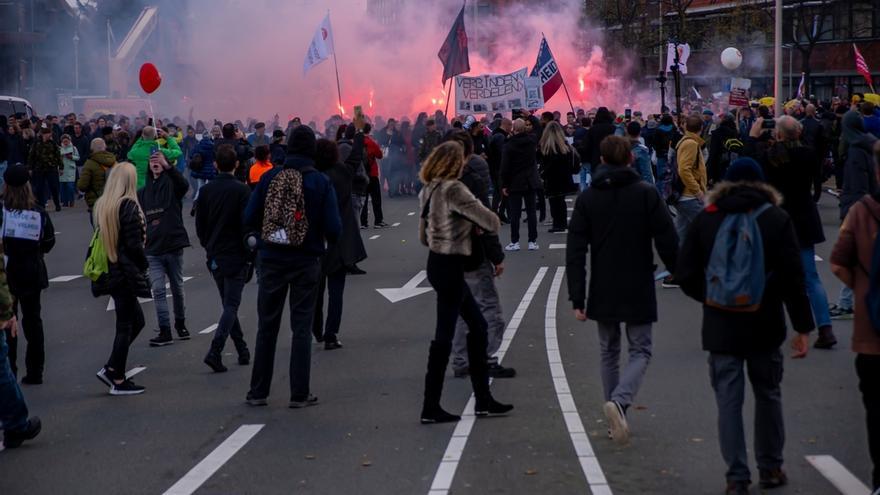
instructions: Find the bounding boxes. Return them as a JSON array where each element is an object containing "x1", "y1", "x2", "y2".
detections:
[
  {"x1": 584, "y1": 0, "x2": 650, "y2": 50},
  {"x1": 786, "y1": 0, "x2": 836, "y2": 96}
]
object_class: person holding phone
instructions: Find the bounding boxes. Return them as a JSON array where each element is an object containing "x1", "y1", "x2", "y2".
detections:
[{"x1": 126, "y1": 126, "x2": 182, "y2": 189}]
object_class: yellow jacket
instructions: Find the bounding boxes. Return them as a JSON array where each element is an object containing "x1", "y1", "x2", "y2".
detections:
[{"x1": 676, "y1": 132, "x2": 707, "y2": 198}]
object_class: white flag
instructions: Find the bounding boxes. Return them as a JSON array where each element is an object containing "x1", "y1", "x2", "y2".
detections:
[
  {"x1": 796, "y1": 73, "x2": 806, "y2": 99},
  {"x1": 303, "y1": 14, "x2": 335, "y2": 76},
  {"x1": 666, "y1": 43, "x2": 691, "y2": 75}
]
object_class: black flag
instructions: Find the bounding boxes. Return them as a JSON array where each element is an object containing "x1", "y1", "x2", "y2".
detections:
[{"x1": 438, "y1": 5, "x2": 470, "y2": 86}]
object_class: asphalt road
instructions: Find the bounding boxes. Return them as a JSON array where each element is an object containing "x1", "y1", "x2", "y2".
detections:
[{"x1": 0, "y1": 191, "x2": 872, "y2": 495}]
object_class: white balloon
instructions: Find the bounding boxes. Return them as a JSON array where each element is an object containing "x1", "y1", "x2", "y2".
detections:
[{"x1": 721, "y1": 47, "x2": 743, "y2": 70}]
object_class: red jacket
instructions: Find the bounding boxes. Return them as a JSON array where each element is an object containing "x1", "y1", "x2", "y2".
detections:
[{"x1": 364, "y1": 136, "x2": 383, "y2": 178}]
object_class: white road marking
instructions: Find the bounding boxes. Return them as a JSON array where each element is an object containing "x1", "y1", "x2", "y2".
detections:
[
  {"x1": 369, "y1": 235, "x2": 381, "y2": 240},
  {"x1": 549, "y1": 244, "x2": 566, "y2": 250},
  {"x1": 428, "y1": 267, "x2": 549, "y2": 495},
  {"x1": 392, "y1": 222, "x2": 401, "y2": 227},
  {"x1": 162, "y1": 424, "x2": 264, "y2": 495},
  {"x1": 806, "y1": 455, "x2": 871, "y2": 495},
  {"x1": 49, "y1": 275, "x2": 83, "y2": 282},
  {"x1": 566, "y1": 198, "x2": 573, "y2": 203},
  {"x1": 408, "y1": 212, "x2": 416, "y2": 216},
  {"x1": 376, "y1": 271, "x2": 433, "y2": 303},
  {"x1": 815, "y1": 254, "x2": 824, "y2": 262},
  {"x1": 199, "y1": 324, "x2": 219, "y2": 335},
  {"x1": 546, "y1": 267, "x2": 611, "y2": 493},
  {"x1": 106, "y1": 276, "x2": 194, "y2": 311},
  {"x1": 567, "y1": 208, "x2": 574, "y2": 212},
  {"x1": 125, "y1": 366, "x2": 147, "y2": 379}
]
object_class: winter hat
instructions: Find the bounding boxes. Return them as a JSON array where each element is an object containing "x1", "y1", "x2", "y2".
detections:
[
  {"x1": 287, "y1": 125, "x2": 316, "y2": 157},
  {"x1": 4, "y1": 164, "x2": 30, "y2": 187},
  {"x1": 702, "y1": 109, "x2": 714, "y2": 116},
  {"x1": 725, "y1": 157, "x2": 765, "y2": 183}
]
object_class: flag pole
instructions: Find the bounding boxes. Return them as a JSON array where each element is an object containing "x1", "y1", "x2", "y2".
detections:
[
  {"x1": 444, "y1": 77, "x2": 453, "y2": 119},
  {"x1": 329, "y1": 11, "x2": 344, "y2": 116},
  {"x1": 541, "y1": 33, "x2": 576, "y2": 114}
]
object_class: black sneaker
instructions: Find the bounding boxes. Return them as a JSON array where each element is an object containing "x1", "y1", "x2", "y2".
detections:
[
  {"x1": 759, "y1": 468, "x2": 788, "y2": 489},
  {"x1": 3, "y1": 417, "x2": 41, "y2": 448},
  {"x1": 324, "y1": 340, "x2": 343, "y2": 350},
  {"x1": 488, "y1": 363, "x2": 516, "y2": 378},
  {"x1": 246, "y1": 394, "x2": 268, "y2": 406},
  {"x1": 110, "y1": 379, "x2": 145, "y2": 396},
  {"x1": 175, "y1": 325, "x2": 191, "y2": 340},
  {"x1": 475, "y1": 397, "x2": 513, "y2": 417},
  {"x1": 725, "y1": 481, "x2": 750, "y2": 495},
  {"x1": 661, "y1": 275, "x2": 680, "y2": 289},
  {"x1": 204, "y1": 353, "x2": 228, "y2": 373},
  {"x1": 237, "y1": 349, "x2": 251, "y2": 365},
  {"x1": 149, "y1": 330, "x2": 174, "y2": 347},
  {"x1": 96, "y1": 367, "x2": 113, "y2": 388},
  {"x1": 20, "y1": 375, "x2": 43, "y2": 385},
  {"x1": 374, "y1": 221, "x2": 389, "y2": 229},
  {"x1": 289, "y1": 394, "x2": 319, "y2": 408},
  {"x1": 420, "y1": 405, "x2": 461, "y2": 424}
]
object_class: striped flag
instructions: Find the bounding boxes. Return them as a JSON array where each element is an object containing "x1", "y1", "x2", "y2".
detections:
[
  {"x1": 530, "y1": 36, "x2": 564, "y2": 102},
  {"x1": 796, "y1": 73, "x2": 806, "y2": 99},
  {"x1": 854, "y1": 43, "x2": 874, "y2": 88}
]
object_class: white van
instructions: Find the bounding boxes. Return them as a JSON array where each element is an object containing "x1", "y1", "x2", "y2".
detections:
[{"x1": 0, "y1": 96, "x2": 35, "y2": 120}]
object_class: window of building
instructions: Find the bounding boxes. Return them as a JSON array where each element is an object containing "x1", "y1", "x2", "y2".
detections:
[{"x1": 850, "y1": 2, "x2": 874, "y2": 39}]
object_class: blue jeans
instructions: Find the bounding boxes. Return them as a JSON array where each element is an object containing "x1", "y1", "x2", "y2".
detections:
[
  {"x1": 674, "y1": 199, "x2": 704, "y2": 248},
  {"x1": 839, "y1": 286, "x2": 854, "y2": 311},
  {"x1": 656, "y1": 157, "x2": 669, "y2": 199},
  {"x1": 0, "y1": 331, "x2": 29, "y2": 432},
  {"x1": 249, "y1": 257, "x2": 321, "y2": 401},
  {"x1": 60, "y1": 181, "x2": 76, "y2": 205},
  {"x1": 709, "y1": 350, "x2": 785, "y2": 483},
  {"x1": 579, "y1": 163, "x2": 591, "y2": 191},
  {"x1": 147, "y1": 250, "x2": 186, "y2": 329},
  {"x1": 800, "y1": 247, "x2": 831, "y2": 328}
]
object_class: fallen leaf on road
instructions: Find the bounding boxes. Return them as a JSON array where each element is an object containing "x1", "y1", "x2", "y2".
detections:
[
  {"x1": 689, "y1": 438, "x2": 703, "y2": 443},
  {"x1": 634, "y1": 405, "x2": 647, "y2": 410},
  {"x1": 525, "y1": 469, "x2": 538, "y2": 475},
  {"x1": 305, "y1": 454, "x2": 316, "y2": 460},
  {"x1": 362, "y1": 460, "x2": 372, "y2": 467}
]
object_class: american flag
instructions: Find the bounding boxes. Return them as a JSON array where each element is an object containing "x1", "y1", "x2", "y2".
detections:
[{"x1": 854, "y1": 44, "x2": 874, "y2": 89}]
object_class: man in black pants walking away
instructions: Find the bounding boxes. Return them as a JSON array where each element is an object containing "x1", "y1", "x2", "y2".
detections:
[{"x1": 195, "y1": 144, "x2": 252, "y2": 372}]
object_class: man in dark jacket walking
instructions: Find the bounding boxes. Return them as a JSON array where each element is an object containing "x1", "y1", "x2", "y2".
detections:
[
  {"x1": 138, "y1": 151, "x2": 191, "y2": 346},
  {"x1": 488, "y1": 119, "x2": 511, "y2": 221},
  {"x1": 244, "y1": 126, "x2": 342, "y2": 408},
  {"x1": 566, "y1": 135, "x2": 678, "y2": 445},
  {"x1": 195, "y1": 144, "x2": 251, "y2": 372},
  {"x1": 500, "y1": 119, "x2": 541, "y2": 251},
  {"x1": 675, "y1": 160, "x2": 814, "y2": 495}
]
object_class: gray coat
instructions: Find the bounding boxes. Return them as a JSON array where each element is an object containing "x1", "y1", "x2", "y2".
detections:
[{"x1": 419, "y1": 179, "x2": 500, "y2": 256}]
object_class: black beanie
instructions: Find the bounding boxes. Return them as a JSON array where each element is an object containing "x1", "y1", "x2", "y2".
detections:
[
  {"x1": 4, "y1": 164, "x2": 30, "y2": 187},
  {"x1": 287, "y1": 125, "x2": 316, "y2": 157}
]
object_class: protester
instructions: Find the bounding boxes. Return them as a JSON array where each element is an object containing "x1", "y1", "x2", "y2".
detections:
[
  {"x1": 189, "y1": 125, "x2": 220, "y2": 209},
  {"x1": 78, "y1": 138, "x2": 117, "y2": 216},
  {"x1": 566, "y1": 135, "x2": 677, "y2": 443},
  {"x1": 92, "y1": 162, "x2": 150, "y2": 395},
  {"x1": 269, "y1": 129, "x2": 287, "y2": 166},
  {"x1": 244, "y1": 125, "x2": 341, "y2": 408},
  {"x1": 488, "y1": 118, "x2": 511, "y2": 221},
  {"x1": 501, "y1": 119, "x2": 541, "y2": 251},
  {"x1": 828, "y1": 141, "x2": 880, "y2": 492},
  {"x1": 418, "y1": 141, "x2": 511, "y2": 424},
  {"x1": 127, "y1": 126, "x2": 182, "y2": 189},
  {"x1": 668, "y1": 114, "x2": 708, "y2": 288},
  {"x1": 538, "y1": 121, "x2": 579, "y2": 233},
  {"x1": 137, "y1": 150, "x2": 191, "y2": 346},
  {"x1": 626, "y1": 121, "x2": 654, "y2": 184},
  {"x1": 58, "y1": 134, "x2": 79, "y2": 207},
  {"x1": 28, "y1": 126, "x2": 62, "y2": 212},
  {"x1": 248, "y1": 145, "x2": 274, "y2": 189},
  {"x1": 194, "y1": 144, "x2": 251, "y2": 372},
  {"x1": 313, "y1": 125, "x2": 366, "y2": 349},
  {"x1": 706, "y1": 114, "x2": 740, "y2": 185},
  {"x1": 831, "y1": 110, "x2": 878, "y2": 319},
  {"x1": 1, "y1": 165, "x2": 55, "y2": 384},
  {"x1": 248, "y1": 122, "x2": 271, "y2": 147},
  {"x1": 675, "y1": 159, "x2": 813, "y2": 495},
  {"x1": 361, "y1": 123, "x2": 387, "y2": 228}
]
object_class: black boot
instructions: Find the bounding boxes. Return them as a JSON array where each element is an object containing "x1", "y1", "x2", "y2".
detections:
[
  {"x1": 149, "y1": 327, "x2": 174, "y2": 347},
  {"x1": 174, "y1": 318, "x2": 191, "y2": 340},
  {"x1": 235, "y1": 341, "x2": 251, "y2": 365},
  {"x1": 467, "y1": 332, "x2": 513, "y2": 417},
  {"x1": 204, "y1": 342, "x2": 227, "y2": 372},
  {"x1": 420, "y1": 340, "x2": 460, "y2": 424}
]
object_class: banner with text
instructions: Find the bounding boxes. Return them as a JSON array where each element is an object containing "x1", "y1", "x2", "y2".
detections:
[{"x1": 455, "y1": 68, "x2": 529, "y2": 114}]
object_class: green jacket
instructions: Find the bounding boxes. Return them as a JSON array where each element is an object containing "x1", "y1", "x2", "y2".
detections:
[
  {"x1": 77, "y1": 151, "x2": 117, "y2": 208},
  {"x1": 28, "y1": 139, "x2": 63, "y2": 174},
  {"x1": 0, "y1": 244, "x2": 13, "y2": 322},
  {"x1": 127, "y1": 137, "x2": 182, "y2": 189}
]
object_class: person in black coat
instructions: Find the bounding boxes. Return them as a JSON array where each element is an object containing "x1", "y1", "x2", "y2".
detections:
[
  {"x1": 312, "y1": 125, "x2": 367, "y2": 349},
  {"x1": 487, "y1": 119, "x2": 511, "y2": 221},
  {"x1": 195, "y1": 144, "x2": 252, "y2": 372},
  {"x1": 1, "y1": 165, "x2": 55, "y2": 384},
  {"x1": 706, "y1": 114, "x2": 739, "y2": 184},
  {"x1": 500, "y1": 119, "x2": 541, "y2": 250},
  {"x1": 92, "y1": 162, "x2": 151, "y2": 395},
  {"x1": 538, "y1": 121, "x2": 580, "y2": 232},
  {"x1": 137, "y1": 150, "x2": 191, "y2": 345},
  {"x1": 566, "y1": 135, "x2": 677, "y2": 444},
  {"x1": 584, "y1": 107, "x2": 616, "y2": 169},
  {"x1": 674, "y1": 160, "x2": 813, "y2": 492}
]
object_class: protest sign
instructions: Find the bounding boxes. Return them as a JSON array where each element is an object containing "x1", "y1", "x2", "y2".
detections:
[
  {"x1": 455, "y1": 68, "x2": 528, "y2": 114},
  {"x1": 728, "y1": 77, "x2": 751, "y2": 107}
]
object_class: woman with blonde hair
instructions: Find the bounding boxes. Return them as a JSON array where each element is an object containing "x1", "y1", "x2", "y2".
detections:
[
  {"x1": 91, "y1": 162, "x2": 151, "y2": 395},
  {"x1": 538, "y1": 121, "x2": 579, "y2": 233},
  {"x1": 418, "y1": 141, "x2": 512, "y2": 424}
]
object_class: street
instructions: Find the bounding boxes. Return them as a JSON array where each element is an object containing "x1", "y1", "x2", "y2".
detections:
[{"x1": 0, "y1": 193, "x2": 872, "y2": 495}]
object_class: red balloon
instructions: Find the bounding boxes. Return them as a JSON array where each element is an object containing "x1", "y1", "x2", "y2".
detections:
[{"x1": 139, "y1": 63, "x2": 162, "y2": 94}]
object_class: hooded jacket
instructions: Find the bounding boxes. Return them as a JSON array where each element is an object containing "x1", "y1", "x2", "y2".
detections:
[
  {"x1": 91, "y1": 199, "x2": 151, "y2": 299},
  {"x1": 78, "y1": 151, "x2": 117, "y2": 208},
  {"x1": 566, "y1": 165, "x2": 677, "y2": 323},
  {"x1": 1, "y1": 206, "x2": 55, "y2": 296},
  {"x1": 137, "y1": 166, "x2": 191, "y2": 256},
  {"x1": 706, "y1": 120, "x2": 739, "y2": 183},
  {"x1": 840, "y1": 111, "x2": 878, "y2": 219},
  {"x1": 675, "y1": 182, "x2": 814, "y2": 354},
  {"x1": 500, "y1": 132, "x2": 540, "y2": 193},
  {"x1": 585, "y1": 109, "x2": 616, "y2": 166},
  {"x1": 127, "y1": 136, "x2": 182, "y2": 189}
]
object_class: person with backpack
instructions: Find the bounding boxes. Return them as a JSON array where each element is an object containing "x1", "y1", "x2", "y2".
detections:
[
  {"x1": 243, "y1": 125, "x2": 342, "y2": 408},
  {"x1": 138, "y1": 150, "x2": 191, "y2": 347},
  {"x1": 829, "y1": 141, "x2": 880, "y2": 492},
  {"x1": 651, "y1": 114, "x2": 680, "y2": 199},
  {"x1": 626, "y1": 122, "x2": 654, "y2": 185},
  {"x1": 566, "y1": 135, "x2": 678, "y2": 444},
  {"x1": 1, "y1": 165, "x2": 55, "y2": 384},
  {"x1": 92, "y1": 162, "x2": 151, "y2": 395},
  {"x1": 418, "y1": 141, "x2": 512, "y2": 424},
  {"x1": 675, "y1": 159, "x2": 814, "y2": 495}
]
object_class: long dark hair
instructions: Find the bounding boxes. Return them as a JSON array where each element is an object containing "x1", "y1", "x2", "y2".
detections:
[{"x1": 3, "y1": 183, "x2": 36, "y2": 212}]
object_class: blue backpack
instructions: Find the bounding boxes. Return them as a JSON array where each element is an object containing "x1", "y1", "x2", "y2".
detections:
[{"x1": 705, "y1": 203, "x2": 772, "y2": 312}]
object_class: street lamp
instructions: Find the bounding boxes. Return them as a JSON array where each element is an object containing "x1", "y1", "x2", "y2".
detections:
[
  {"x1": 657, "y1": 70, "x2": 668, "y2": 114},
  {"x1": 73, "y1": 31, "x2": 80, "y2": 91},
  {"x1": 774, "y1": 0, "x2": 782, "y2": 116}
]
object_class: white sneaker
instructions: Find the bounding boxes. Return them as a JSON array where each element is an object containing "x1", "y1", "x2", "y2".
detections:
[
  {"x1": 504, "y1": 242, "x2": 521, "y2": 251},
  {"x1": 604, "y1": 401, "x2": 629, "y2": 444},
  {"x1": 528, "y1": 242, "x2": 539, "y2": 251}
]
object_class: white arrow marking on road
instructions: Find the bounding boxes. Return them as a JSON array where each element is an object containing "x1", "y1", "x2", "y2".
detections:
[
  {"x1": 162, "y1": 424, "x2": 265, "y2": 495},
  {"x1": 125, "y1": 366, "x2": 147, "y2": 379},
  {"x1": 392, "y1": 222, "x2": 401, "y2": 227},
  {"x1": 549, "y1": 244, "x2": 565, "y2": 250},
  {"x1": 805, "y1": 455, "x2": 870, "y2": 495},
  {"x1": 199, "y1": 324, "x2": 219, "y2": 335},
  {"x1": 106, "y1": 276, "x2": 194, "y2": 311},
  {"x1": 369, "y1": 235, "x2": 380, "y2": 240},
  {"x1": 376, "y1": 271, "x2": 433, "y2": 303},
  {"x1": 50, "y1": 275, "x2": 83, "y2": 282},
  {"x1": 407, "y1": 211, "x2": 415, "y2": 216}
]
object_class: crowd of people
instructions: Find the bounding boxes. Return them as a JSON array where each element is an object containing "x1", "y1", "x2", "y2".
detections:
[{"x1": 0, "y1": 95, "x2": 877, "y2": 495}]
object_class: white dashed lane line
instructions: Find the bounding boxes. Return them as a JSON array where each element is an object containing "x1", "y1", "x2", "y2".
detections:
[
  {"x1": 408, "y1": 212, "x2": 416, "y2": 216},
  {"x1": 125, "y1": 366, "x2": 147, "y2": 379},
  {"x1": 549, "y1": 244, "x2": 566, "y2": 250},
  {"x1": 392, "y1": 222, "x2": 401, "y2": 227},
  {"x1": 805, "y1": 455, "x2": 871, "y2": 495},
  {"x1": 49, "y1": 275, "x2": 83, "y2": 282},
  {"x1": 199, "y1": 324, "x2": 219, "y2": 335},
  {"x1": 369, "y1": 235, "x2": 381, "y2": 240}
]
